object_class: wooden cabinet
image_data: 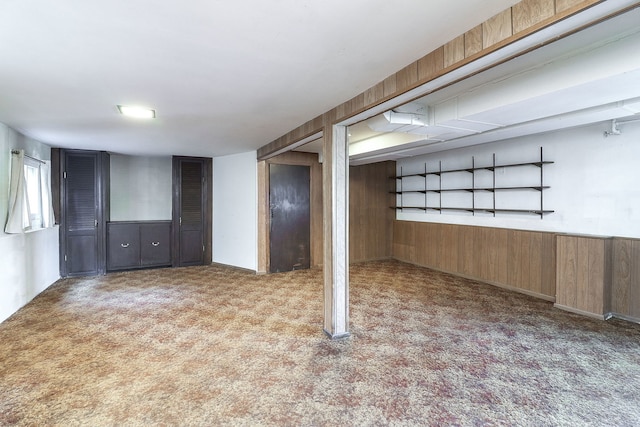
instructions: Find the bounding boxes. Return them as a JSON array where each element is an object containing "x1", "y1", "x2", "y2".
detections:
[
  {"x1": 172, "y1": 157, "x2": 211, "y2": 267},
  {"x1": 107, "y1": 221, "x2": 171, "y2": 271},
  {"x1": 555, "y1": 234, "x2": 612, "y2": 319},
  {"x1": 58, "y1": 149, "x2": 110, "y2": 277}
]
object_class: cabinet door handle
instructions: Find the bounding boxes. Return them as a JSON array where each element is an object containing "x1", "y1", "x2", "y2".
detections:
[
  {"x1": 151, "y1": 242, "x2": 160, "y2": 247},
  {"x1": 121, "y1": 243, "x2": 130, "y2": 248}
]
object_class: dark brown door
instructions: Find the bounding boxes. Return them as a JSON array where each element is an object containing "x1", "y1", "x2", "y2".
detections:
[
  {"x1": 61, "y1": 151, "x2": 100, "y2": 276},
  {"x1": 269, "y1": 164, "x2": 310, "y2": 273},
  {"x1": 173, "y1": 157, "x2": 210, "y2": 267}
]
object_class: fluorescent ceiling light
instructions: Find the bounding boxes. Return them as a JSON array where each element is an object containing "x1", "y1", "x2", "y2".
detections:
[{"x1": 117, "y1": 105, "x2": 156, "y2": 119}]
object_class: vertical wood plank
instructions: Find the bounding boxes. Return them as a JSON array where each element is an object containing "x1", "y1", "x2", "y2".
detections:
[
  {"x1": 459, "y1": 225, "x2": 475, "y2": 276},
  {"x1": 386, "y1": 162, "x2": 396, "y2": 257},
  {"x1": 556, "y1": 236, "x2": 578, "y2": 308},
  {"x1": 575, "y1": 237, "x2": 590, "y2": 311},
  {"x1": 349, "y1": 161, "x2": 395, "y2": 263},
  {"x1": 529, "y1": 232, "x2": 543, "y2": 294},
  {"x1": 418, "y1": 222, "x2": 432, "y2": 267},
  {"x1": 396, "y1": 63, "x2": 418, "y2": 92},
  {"x1": 383, "y1": 75, "x2": 397, "y2": 97},
  {"x1": 444, "y1": 35, "x2": 465, "y2": 68},
  {"x1": 443, "y1": 224, "x2": 459, "y2": 272},
  {"x1": 494, "y1": 228, "x2": 509, "y2": 285},
  {"x1": 257, "y1": 160, "x2": 268, "y2": 274},
  {"x1": 512, "y1": 0, "x2": 555, "y2": 34},
  {"x1": 464, "y1": 25, "x2": 483, "y2": 58},
  {"x1": 472, "y1": 227, "x2": 489, "y2": 280},
  {"x1": 508, "y1": 230, "x2": 523, "y2": 288},
  {"x1": 611, "y1": 238, "x2": 631, "y2": 315},
  {"x1": 541, "y1": 232, "x2": 557, "y2": 298},
  {"x1": 311, "y1": 160, "x2": 323, "y2": 268},
  {"x1": 603, "y1": 238, "x2": 612, "y2": 315},
  {"x1": 521, "y1": 231, "x2": 533, "y2": 291},
  {"x1": 630, "y1": 241, "x2": 640, "y2": 319},
  {"x1": 484, "y1": 227, "x2": 496, "y2": 281},
  {"x1": 364, "y1": 81, "x2": 385, "y2": 107},
  {"x1": 586, "y1": 238, "x2": 605, "y2": 314},
  {"x1": 483, "y1": 9, "x2": 513, "y2": 48},
  {"x1": 417, "y1": 47, "x2": 444, "y2": 82},
  {"x1": 393, "y1": 220, "x2": 416, "y2": 262}
]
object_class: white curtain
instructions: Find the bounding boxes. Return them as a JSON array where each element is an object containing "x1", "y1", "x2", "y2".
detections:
[
  {"x1": 40, "y1": 161, "x2": 55, "y2": 228},
  {"x1": 4, "y1": 149, "x2": 55, "y2": 233},
  {"x1": 5, "y1": 149, "x2": 27, "y2": 233}
]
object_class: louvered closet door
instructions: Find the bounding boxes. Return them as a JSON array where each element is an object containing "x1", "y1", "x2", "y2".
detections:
[
  {"x1": 178, "y1": 159, "x2": 205, "y2": 266},
  {"x1": 63, "y1": 152, "x2": 99, "y2": 276}
]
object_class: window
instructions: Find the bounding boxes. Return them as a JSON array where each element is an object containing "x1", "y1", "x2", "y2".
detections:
[
  {"x1": 5, "y1": 150, "x2": 54, "y2": 233},
  {"x1": 23, "y1": 157, "x2": 45, "y2": 230}
]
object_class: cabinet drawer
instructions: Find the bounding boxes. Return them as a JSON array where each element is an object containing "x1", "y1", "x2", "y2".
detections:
[
  {"x1": 107, "y1": 223, "x2": 140, "y2": 269},
  {"x1": 140, "y1": 223, "x2": 171, "y2": 266}
]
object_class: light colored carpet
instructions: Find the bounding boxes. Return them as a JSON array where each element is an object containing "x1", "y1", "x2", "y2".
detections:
[{"x1": 1, "y1": 260, "x2": 639, "y2": 426}]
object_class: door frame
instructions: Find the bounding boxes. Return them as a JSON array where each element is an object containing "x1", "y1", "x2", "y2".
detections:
[
  {"x1": 171, "y1": 156, "x2": 212, "y2": 267},
  {"x1": 257, "y1": 151, "x2": 322, "y2": 274},
  {"x1": 57, "y1": 149, "x2": 110, "y2": 277},
  {"x1": 268, "y1": 163, "x2": 311, "y2": 273}
]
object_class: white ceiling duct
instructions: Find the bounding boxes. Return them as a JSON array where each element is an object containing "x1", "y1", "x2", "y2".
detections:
[{"x1": 366, "y1": 110, "x2": 428, "y2": 133}]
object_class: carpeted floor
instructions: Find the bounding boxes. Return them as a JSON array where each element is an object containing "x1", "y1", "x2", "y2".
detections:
[{"x1": 1, "y1": 259, "x2": 639, "y2": 426}]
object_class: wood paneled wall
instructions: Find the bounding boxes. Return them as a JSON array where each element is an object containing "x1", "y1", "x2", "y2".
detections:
[
  {"x1": 257, "y1": 0, "x2": 602, "y2": 160},
  {"x1": 393, "y1": 222, "x2": 640, "y2": 322},
  {"x1": 555, "y1": 235, "x2": 612, "y2": 319},
  {"x1": 258, "y1": 158, "x2": 396, "y2": 271},
  {"x1": 349, "y1": 161, "x2": 396, "y2": 263},
  {"x1": 611, "y1": 237, "x2": 640, "y2": 322},
  {"x1": 393, "y1": 220, "x2": 556, "y2": 300}
]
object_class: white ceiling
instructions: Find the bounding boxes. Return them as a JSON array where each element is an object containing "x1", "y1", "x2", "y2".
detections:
[
  {"x1": 332, "y1": 3, "x2": 640, "y2": 165},
  {"x1": 0, "y1": 0, "x2": 521, "y2": 157}
]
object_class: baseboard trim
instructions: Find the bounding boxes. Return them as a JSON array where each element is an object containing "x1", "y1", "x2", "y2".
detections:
[
  {"x1": 210, "y1": 262, "x2": 257, "y2": 274},
  {"x1": 392, "y1": 258, "x2": 555, "y2": 303},
  {"x1": 324, "y1": 329, "x2": 351, "y2": 340},
  {"x1": 607, "y1": 312, "x2": 640, "y2": 325},
  {"x1": 554, "y1": 304, "x2": 606, "y2": 320}
]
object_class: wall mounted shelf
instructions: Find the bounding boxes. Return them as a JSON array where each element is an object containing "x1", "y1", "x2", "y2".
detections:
[{"x1": 391, "y1": 147, "x2": 554, "y2": 218}]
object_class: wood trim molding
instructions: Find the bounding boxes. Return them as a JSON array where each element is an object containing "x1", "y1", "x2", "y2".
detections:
[{"x1": 257, "y1": 151, "x2": 322, "y2": 274}]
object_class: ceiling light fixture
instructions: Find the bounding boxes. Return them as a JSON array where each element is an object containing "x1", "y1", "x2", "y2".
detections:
[{"x1": 117, "y1": 105, "x2": 156, "y2": 119}]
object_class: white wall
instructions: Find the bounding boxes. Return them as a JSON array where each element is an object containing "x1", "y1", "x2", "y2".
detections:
[
  {"x1": 0, "y1": 123, "x2": 59, "y2": 323},
  {"x1": 213, "y1": 151, "x2": 257, "y2": 271},
  {"x1": 396, "y1": 120, "x2": 640, "y2": 238},
  {"x1": 110, "y1": 155, "x2": 172, "y2": 221}
]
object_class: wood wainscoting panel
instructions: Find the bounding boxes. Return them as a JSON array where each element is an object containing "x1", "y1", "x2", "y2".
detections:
[
  {"x1": 393, "y1": 221, "x2": 416, "y2": 264},
  {"x1": 611, "y1": 237, "x2": 640, "y2": 321},
  {"x1": 458, "y1": 225, "x2": 476, "y2": 278},
  {"x1": 441, "y1": 224, "x2": 459, "y2": 274},
  {"x1": 393, "y1": 221, "x2": 556, "y2": 300},
  {"x1": 541, "y1": 232, "x2": 557, "y2": 297},
  {"x1": 555, "y1": 235, "x2": 612, "y2": 319}
]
